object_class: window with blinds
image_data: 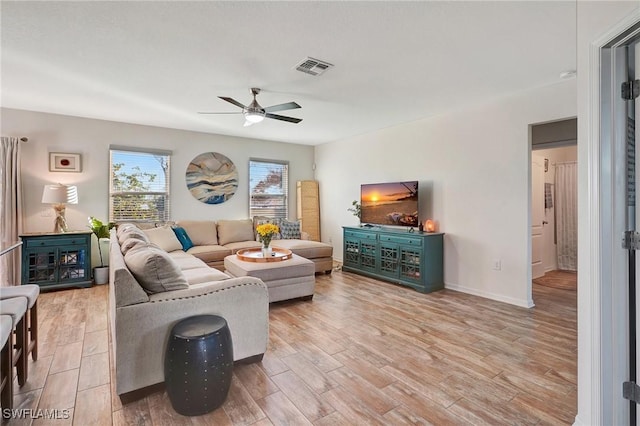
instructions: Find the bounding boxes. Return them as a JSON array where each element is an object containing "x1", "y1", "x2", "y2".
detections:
[
  {"x1": 249, "y1": 159, "x2": 289, "y2": 218},
  {"x1": 109, "y1": 147, "x2": 171, "y2": 222}
]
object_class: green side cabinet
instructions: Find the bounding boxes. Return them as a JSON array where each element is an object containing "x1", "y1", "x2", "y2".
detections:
[
  {"x1": 342, "y1": 226, "x2": 444, "y2": 293},
  {"x1": 20, "y1": 231, "x2": 92, "y2": 290}
]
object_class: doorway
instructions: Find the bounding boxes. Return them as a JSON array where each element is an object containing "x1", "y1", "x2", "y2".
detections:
[{"x1": 530, "y1": 119, "x2": 578, "y2": 294}]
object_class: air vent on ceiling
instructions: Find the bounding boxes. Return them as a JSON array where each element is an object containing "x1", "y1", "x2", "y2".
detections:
[{"x1": 295, "y1": 57, "x2": 333, "y2": 76}]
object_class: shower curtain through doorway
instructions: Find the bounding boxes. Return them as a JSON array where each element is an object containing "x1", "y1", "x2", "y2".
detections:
[{"x1": 555, "y1": 161, "x2": 577, "y2": 271}]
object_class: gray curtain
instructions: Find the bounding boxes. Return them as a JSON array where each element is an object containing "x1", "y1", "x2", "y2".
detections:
[
  {"x1": 555, "y1": 161, "x2": 577, "y2": 271},
  {"x1": 0, "y1": 137, "x2": 23, "y2": 286}
]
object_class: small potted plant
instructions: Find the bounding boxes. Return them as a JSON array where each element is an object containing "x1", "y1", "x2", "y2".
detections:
[
  {"x1": 88, "y1": 216, "x2": 115, "y2": 284},
  {"x1": 348, "y1": 200, "x2": 361, "y2": 225}
]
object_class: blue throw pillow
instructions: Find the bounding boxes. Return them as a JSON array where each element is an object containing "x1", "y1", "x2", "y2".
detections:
[{"x1": 172, "y1": 227, "x2": 194, "y2": 251}]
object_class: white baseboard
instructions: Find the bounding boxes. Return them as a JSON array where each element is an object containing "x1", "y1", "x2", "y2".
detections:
[{"x1": 445, "y1": 282, "x2": 535, "y2": 308}]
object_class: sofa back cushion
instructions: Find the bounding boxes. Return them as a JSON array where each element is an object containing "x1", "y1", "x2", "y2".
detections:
[
  {"x1": 143, "y1": 226, "x2": 182, "y2": 252},
  {"x1": 124, "y1": 244, "x2": 188, "y2": 294},
  {"x1": 110, "y1": 232, "x2": 149, "y2": 307},
  {"x1": 217, "y1": 219, "x2": 254, "y2": 245},
  {"x1": 176, "y1": 220, "x2": 218, "y2": 246},
  {"x1": 117, "y1": 226, "x2": 150, "y2": 245},
  {"x1": 116, "y1": 223, "x2": 139, "y2": 238},
  {"x1": 120, "y1": 238, "x2": 148, "y2": 255}
]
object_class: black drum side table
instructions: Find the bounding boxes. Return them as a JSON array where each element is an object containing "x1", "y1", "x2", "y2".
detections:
[{"x1": 164, "y1": 315, "x2": 233, "y2": 416}]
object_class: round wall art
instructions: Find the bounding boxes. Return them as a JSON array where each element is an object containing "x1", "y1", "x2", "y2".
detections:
[{"x1": 186, "y1": 152, "x2": 238, "y2": 204}]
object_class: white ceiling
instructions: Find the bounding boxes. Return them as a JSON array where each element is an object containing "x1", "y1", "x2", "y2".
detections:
[{"x1": 1, "y1": 1, "x2": 577, "y2": 146}]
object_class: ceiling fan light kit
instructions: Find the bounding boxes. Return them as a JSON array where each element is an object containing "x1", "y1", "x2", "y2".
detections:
[{"x1": 199, "y1": 87, "x2": 302, "y2": 126}]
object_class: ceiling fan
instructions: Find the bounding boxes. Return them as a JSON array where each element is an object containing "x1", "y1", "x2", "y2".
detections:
[{"x1": 199, "y1": 88, "x2": 302, "y2": 127}]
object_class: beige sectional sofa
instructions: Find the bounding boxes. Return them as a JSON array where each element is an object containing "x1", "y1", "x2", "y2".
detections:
[{"x1": 109, "y1": 219, "x2": 333, "y2": 399}]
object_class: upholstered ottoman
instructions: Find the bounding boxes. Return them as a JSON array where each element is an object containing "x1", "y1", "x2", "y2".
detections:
[{"x1": 224, "y1": 254, "x2": 315, "y2": 303}]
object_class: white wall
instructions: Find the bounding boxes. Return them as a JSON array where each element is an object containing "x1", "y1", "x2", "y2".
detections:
[
  {"x1": 1, "y1": 108, "x2": 315, "y2": 265},
  {"x1": 315, "y1": 80, "x2": 577, "y2": 308},
  {"x1": 534, "y1": 145, "x2": 578, "y2": 272}
]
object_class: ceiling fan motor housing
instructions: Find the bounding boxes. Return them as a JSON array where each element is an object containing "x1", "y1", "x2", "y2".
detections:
[
  {"x1": 244, "y1": 99, "x2": 265, "y2": 122},
  {"x1": 244, "y1": 89, "x2": 266, "y2": 121}
]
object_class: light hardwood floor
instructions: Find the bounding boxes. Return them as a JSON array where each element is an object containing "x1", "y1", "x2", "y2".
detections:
[{"x1": 9, "y1": 271, "x2": 576, "y2": 425}]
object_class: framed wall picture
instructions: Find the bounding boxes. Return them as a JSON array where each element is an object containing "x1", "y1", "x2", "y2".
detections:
[{"x1": 49, "y1": 152, "x2": 82, "y2": 172}]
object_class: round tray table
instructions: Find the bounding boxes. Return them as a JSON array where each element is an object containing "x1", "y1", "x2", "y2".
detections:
[{"x1": 236, "y1": 248, "x2": 292, "y2": 262}]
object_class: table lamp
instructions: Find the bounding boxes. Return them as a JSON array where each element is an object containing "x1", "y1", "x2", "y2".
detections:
[{"x1": 42, "y1": 183, "x2": 78, "y2": 233}]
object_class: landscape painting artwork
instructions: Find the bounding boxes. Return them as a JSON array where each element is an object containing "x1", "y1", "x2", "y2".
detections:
[{"x1": 186, "y1": 152, "x2": 238, "y2": 204}]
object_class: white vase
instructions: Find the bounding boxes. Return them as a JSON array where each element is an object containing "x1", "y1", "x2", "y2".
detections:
[
  {"x1": 261, "y1": 245, "x2": 272, "y2": 257},
  {"x1": 93, "y1": 266, "x2": 109, "y2": 285}
]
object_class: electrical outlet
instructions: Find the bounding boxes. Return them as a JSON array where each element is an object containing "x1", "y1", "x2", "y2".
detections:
[
  {"x1": 493, "y1": 260, "x2": 502, "y2": 271},
  {"x1": 41, "y1": 208, "x2": 52, "y2": 217}
]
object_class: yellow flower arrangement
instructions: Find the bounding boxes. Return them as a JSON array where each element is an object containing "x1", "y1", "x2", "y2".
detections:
[{"x1": 256, "y1": 223, "x2": 280, "y2": 248}]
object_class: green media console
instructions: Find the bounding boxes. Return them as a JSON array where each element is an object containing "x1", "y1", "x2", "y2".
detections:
[
  {"x1": 342, "y1": 226, "x2": 444, "y2": 293},
  {"x1": 20, "y1": 231, "x2": 92, "y2": 290}
]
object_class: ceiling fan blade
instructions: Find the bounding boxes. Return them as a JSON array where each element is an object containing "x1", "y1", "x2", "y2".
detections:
[
  {"x1": 265, "y1": 113, "x2": 302, "y2": 124},
  {"x1": 198, "y1": 112, "x2": 242, "y2": 115},
  {"x1": 218, "y1": 96, "x2": 246, "y2": 109},
  {"x1": 263, "y1": 102, "x2": 301, "y2": 113}
]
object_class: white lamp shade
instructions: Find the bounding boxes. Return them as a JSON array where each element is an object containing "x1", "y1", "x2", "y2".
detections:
[{"x1": 42, "y1": 184, "x2": 78, "y2": 204}]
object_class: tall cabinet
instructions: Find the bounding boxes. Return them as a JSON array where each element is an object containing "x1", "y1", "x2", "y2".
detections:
[
  {"x1": 342, "y1": 226, "x2": 444, "y2": 293},
  {"x1": 297, "y1": 180, "x2": 321, "y2": 241}
]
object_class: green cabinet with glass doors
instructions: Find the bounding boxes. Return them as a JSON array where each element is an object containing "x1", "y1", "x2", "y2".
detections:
[
  {"x1": 342, "y1": 226, "x2": 443, "y2": 293},
  {"x1": 20, "y1": 232, "x2": 92, "y2": 290}
]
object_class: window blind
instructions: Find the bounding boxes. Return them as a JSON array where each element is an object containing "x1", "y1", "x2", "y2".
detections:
[
  {"x1": 249, "y1": 159, "x2": 289, "y2": 218},
  {"x1": 109, "y1": 148, "x2": 171, "y2": 222}
]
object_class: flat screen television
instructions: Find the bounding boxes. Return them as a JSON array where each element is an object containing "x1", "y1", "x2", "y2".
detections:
[{"x1": 360, "y1": 181, "x2": 419, "y2": 227}]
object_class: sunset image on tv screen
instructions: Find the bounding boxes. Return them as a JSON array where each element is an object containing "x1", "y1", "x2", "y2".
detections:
[{"x1": 361, "y1": 181, "x2": 418, "y2": 227}]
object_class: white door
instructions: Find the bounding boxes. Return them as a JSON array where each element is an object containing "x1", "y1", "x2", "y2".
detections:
[{"x1": 532, "y1": 153, "x2": 545, "y2": 279}]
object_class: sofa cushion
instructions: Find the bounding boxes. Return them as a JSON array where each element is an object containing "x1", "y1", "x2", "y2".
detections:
[
  {"x1": 116, "y1": 222, "x2": 139, "y2": 238},
  {"x1": 117, "y1": 227, "x2": 150, "y2": 245},
  {"x1": 124, "y1": 245, "x2": 188, "y2": 294},
  {"x1": 120, "y1": 237, "x2": 148, "y2": 255},
  {"x1": 271, "y1": 239, "x2": 333, "y2": 259},
  {"x1": 144, "y1": 226, "x2": 183, "y2": 252},
  {"x1": 279, "y1": 219, "x2": 301, "y2": 239},
  {"x1": 168, "y1": 254, "x2": 209, "y2": 270},
  {"x1": 176, "y1": 220, "x2": 218, "y2": 246},
  {"x1": 182, "y1": 267, "x2": 231, "y2": 285},
  {"x1": 223, "y1": 241, "x2": 263, "y2": 254},
  {"x1": 217, "y1": 219, "x2": 255, "y2": 245},
  {"x1": 186, "y1": 245, "x2": 232, "y2": 263},
  {"x1": 172, "y1": 227, "x2": 194, "y2": 251}
]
